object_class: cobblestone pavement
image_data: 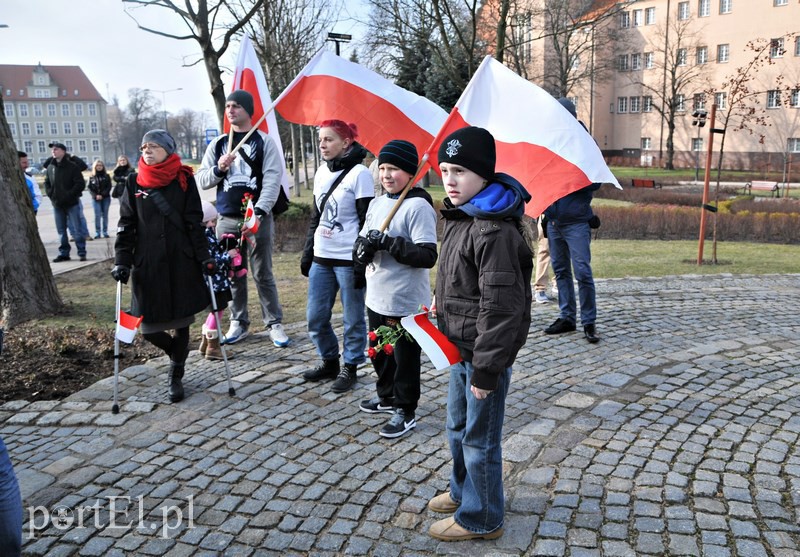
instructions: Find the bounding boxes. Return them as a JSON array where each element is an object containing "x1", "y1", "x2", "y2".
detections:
[{"x1": 2, "y1": 274, "x2": 799, "y2": 557}]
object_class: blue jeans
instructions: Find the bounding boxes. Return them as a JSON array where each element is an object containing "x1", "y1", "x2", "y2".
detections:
[
  {"x1": 54, "y1": 202, "x2": 87, "y2": 258},
  {"x1": 446, "y1": 361, "x2": 511, "y2": 534},
  {"x1": 306, "y1": 262, "x2": 366, "y2": 366},
  {"x1": 0, "y1": 437, "x2": 22, "y2": 557},
  {"x1": 547, "y1": 220, "x2": 596, "y2": 325},
  {"x1": 93, "y1": 197, "x2": 111, "y2": 236}
]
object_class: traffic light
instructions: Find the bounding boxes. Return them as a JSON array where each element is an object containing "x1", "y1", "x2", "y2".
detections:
[{"x1": 692, "y1": 109, "x2": 708, "y2": 127}]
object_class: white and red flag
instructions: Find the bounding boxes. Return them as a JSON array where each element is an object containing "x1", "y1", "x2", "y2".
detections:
[
  {"x1": 427, "y1": 56, "x2": 621, "y2": 217},
  {"x1": 241, "y1": 197, "x2": 260, "y2": 237},
  {"x1": 400, "y1": 313, "x2": 462, "y2": 371},
  {"x1": 228, "y1": 34, "x2": 291, "y2": 201},
  {"x1": 274, "y1": 50, "x2": 448, "y2": 169},
  {"x1": 116, "y1": 311, "x2": 143, "y2": 345}
]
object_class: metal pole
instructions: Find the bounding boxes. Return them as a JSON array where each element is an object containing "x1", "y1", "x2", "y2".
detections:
[{"x1": 697, "y1": 104, "x2": 718, "y2": 265}]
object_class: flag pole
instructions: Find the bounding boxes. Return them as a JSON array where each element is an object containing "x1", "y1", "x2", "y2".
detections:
[
  {"x1": 227, "y1": 126, "x2": 234, "y2": 155},
  {"x1": 378, "y1": 154, "x2": 429, "y2": 232},
  {"x1": 111, "y1": 280, "x2": 122, "y2": 414},
  {"x1": 229, "y1": 106, "x2": 275, "y2": 156}
]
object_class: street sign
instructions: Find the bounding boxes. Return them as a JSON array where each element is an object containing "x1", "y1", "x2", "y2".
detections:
[
  {"x1": 327, "y1": 32, "x2": 352, "y2": 41},
  {"x1": 205, "y1": 129, "x2": 219, "y2": 145}
]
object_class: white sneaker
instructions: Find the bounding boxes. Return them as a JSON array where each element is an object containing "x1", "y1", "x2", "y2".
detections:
[
  {"x1": 225, "y1": 321, "x2": 249, "y2": 344},
  {"x1": 269, "y1": 323, "x2": 290, "y2": 347},
  {"x1": 534, "y1": 290, "x2": 550, "y2": 304}
]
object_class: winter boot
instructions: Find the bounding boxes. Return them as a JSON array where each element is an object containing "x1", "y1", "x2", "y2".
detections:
[
  {"x1": 168, "y1": 359, "x2": 186, "y2": 402},
  {"x1": 330, "y1": 363, "x2": 358, "y2": 393},
  {"x1": 198, "y1": 324, "x2": 209, "y2": 356},
  {"x1": 205, "y1": 328, "x2": 223, "y2": 360},
  {"x1": 303, "y1": 358, "x2": 340, "y2": 382}
]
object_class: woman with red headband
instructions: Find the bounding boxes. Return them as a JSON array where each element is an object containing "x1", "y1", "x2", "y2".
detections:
[
  {"x1": 301, "y1": 120, "x2": 374, "y2": 393},
  {"x1": 112, "y1": 129, "x2": 215, "y2": 403}
]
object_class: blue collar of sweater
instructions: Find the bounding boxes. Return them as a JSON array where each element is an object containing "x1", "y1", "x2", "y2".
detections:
[{"x1": 459, "y1": 172, "x2": 530, "y2": 220}]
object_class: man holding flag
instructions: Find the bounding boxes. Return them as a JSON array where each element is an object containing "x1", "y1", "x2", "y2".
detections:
[{"x1": 196, "y1": 90, "x2": 289, "y2": 347}]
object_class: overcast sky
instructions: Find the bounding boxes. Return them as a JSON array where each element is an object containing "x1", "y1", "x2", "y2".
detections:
[{"x1": 1, "y1": 0, "x2": 364, "y2": 131}]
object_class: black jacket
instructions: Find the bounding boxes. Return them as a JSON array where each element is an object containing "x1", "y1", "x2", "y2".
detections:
[
  {"x1": 114, "y1": 173, "x2": 210, "y2": 324},
  {"x1": 44, "y1": 157, "x2": 85, "y2": 209},
  {"x1": 543, "y1": 183, "x2": 601, "y2": 225},
  {"x1": 88, "y1": 173, "x2": 113, "y2": 199}
]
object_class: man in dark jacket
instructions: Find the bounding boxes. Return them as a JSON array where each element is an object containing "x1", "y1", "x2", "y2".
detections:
[
  {"x1": 542, "y1": 98, "x2": 601, "y2": 343},
  {"x1": 44, "y1": 142, "x2": 87, "y2": 262}
]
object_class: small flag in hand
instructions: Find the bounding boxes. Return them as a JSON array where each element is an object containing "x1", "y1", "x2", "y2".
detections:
[
  {"x1": 400, "y1": 313, "x2": 462, "y2": 370},
  {"x1": 116, "y1": 311, "x2": 143, "y2": 344},
  {"x1": 242, "y1": 198, "x2": 260, "y2": 236}
]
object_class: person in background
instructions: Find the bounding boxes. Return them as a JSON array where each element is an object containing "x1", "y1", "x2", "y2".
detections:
[
  {"x1": 44, "y1": 144, "x2": 92, "y2": 243},
  {"x1": 18, "y1": 150, "x2": 42, "y2": 214},
  {"x1": 198, "y1": 200, "x2": 233, "y2": 361},
  {"x1": 353, "y1": 139, "x2": 437, "y2": 438},
  {"x1": 112, "y1": 129, "x2": 214, "y2": 403},
  {"x1": 111, "y1": 155, "x2": 135, "y2": 199},
  {"x1": 44, "y1": 142, "x2": 88, "y2": 262},
  {"x1": 542, "y1": 98, "x2": 601, "y2": 344},
  {"x1": 533, "y1": 217, "x2": 557, "y2": 304},
  {"x1": 427, "y1": 126, "x2": 533, "y2": 542},
  {"x1": 88, "y1": 159, "x2": 113, "y2": 238},
  {"x1": 300, "y1": 119, "x2": 373, "y2": 393},
  {"x1": 195, "y1": 90, "x2": 290, "y2": 348}
]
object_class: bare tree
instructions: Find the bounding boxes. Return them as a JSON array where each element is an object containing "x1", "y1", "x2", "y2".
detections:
[
  {"x1": 0, "y1": 96, "x2": 63, "y2": 328},
  {"x1": 122, "y1": 0, "x2": 263, "y2": 128}
]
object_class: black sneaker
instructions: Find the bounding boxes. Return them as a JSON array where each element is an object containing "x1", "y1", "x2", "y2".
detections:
[
  {"x1": 79, "y1": 255, "x2": 87, "y2": 262},
  {"x1": 303, "y1": 359, "x2": 339, "y2": 382},
  {"x1": 52, "y1": 255, "x2": 71, "y2": 262},
  {"x1": 359, "y1": 397, "x2": 395, "y2": 414},
  {"x1": 544, "y1": 318, "x2": 576, "y2": 334},
  {"x1": 379, "y1": 409, "x2": 416, "y2": 438},
  {"x1": 330, "y1": 363, "x2": 357, "y2": 393},
  {"x1": 583, "y1": 324, "x2": 600, "y2": 344}
]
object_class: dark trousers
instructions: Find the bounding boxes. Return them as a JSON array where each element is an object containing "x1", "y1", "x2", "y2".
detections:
[{"x1": 367, "y1": 308, "x2": 421, "y2": 413}]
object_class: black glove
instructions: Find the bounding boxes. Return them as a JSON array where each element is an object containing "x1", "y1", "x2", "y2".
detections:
[
  {"x1": 300, "y1": 257, "x2": 312, "y2": 278},
  {"x1": 254, "y1": 207, "x2": 267, "y2": 218},
  {"x1": 111, "y1": 265, "x2": 130, "y2": 284},
  {"x1": 202, "y1": 258, "x2": 217, "y2": 276},
  {"x1": 540, "y1": 215, "x2": 549, "y2": 239},
  {"x1": 366, "y1": 229, "x2": 392, "y2": 252},
  {"x1": 353, "y1": 236, "x2": 377, "y2": 264},
  {"x1": 588, "y1": 215, "x2": 601, "y2": 229}
]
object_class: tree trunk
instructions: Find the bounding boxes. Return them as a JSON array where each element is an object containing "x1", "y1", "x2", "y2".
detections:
[{"x1": 0, "y1": 97, "x2": 64, "y2": 328}]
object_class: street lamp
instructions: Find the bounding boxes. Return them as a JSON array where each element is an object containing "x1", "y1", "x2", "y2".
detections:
[{"x1": 146, "y1": 87, "x2": 183, "y2": 132}]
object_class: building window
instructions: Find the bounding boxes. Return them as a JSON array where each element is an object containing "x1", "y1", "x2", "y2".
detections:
[
  {"x1": 76, "y1": 122, "x2": 85, "y2": 134},
  {"x1": 619, "y1": 11, "x2": 630, "y2": 28},
  {"x1": 699, "y1": 0, "x2": 710, "y2": 17},
  {"x1": 61, "y1": 104, "x2": 70, "y2": 117},
  {"x1": 789, "y1": 138, "x2": 800, "y2": 152},
  {"x1": 632, "y1": 9, "x2": 643, "y2": 26},
  {"x1": 617, "y1": 54, "x2": 629, "y2": 71},
  {"x1": 791, "y1": 89, "x2": 799, "y2": 107},
  {"x1": 692, "y1": 138, "x2": 704, "y2": 151},
  {"x1": 3, "y1": 104, "x2": 12, "y2": 117},
  {"x1": 23, "y1": 140, "x2": 33, "y2": 153},
  {"x1": 643, "y1": 96, "x2": 654, "y2": 112},
  {"x1": 641, "y1": 137, "x2": 652, "y2": 150},
  {"x1": 49, "y1": 122, "x2": 58, "y2": 135},
  {"x1": 91, "y1": 140, "x2": 100, "y2": 152},
  {"x1": 35, "y1": 123, "x2": 44, "y2": 135},
  {"x1": 717, "y1": 44, "x2": 730, "y2": 63},
  {"x1": 33, "y1": 104, "x2": 42, "y2": 117},
  {"x1": 774, "y1": 0, "x2": 787, "y2": 5},
  {"x1": 676, "y1": 94, "x2": 686, "y2": 112},
  {"x1": 631, "y1": 53, "x2": 642, "y2": 70},
  {"x1": 678, "y1": 1, "x2": 690, "y2": 20},
  {"x1": 693, "y1": 93, "x2": 706, "y2": 110},
  {"x1": 90, "y1": 122, "x2": 99, "y2": 134},
  {"x1": 88, "y1": 104, "x2": 97, "y2": 117},
  {"x1": 770, "y1": 38, "x2": 784, "y2": 58},
  {"x1": 75, "y1": 104, "x2": 84, "y2": 117},
  {"x1": 677, "y1": 48, "x2": 688, "y2": 66},
  {"x1": 720, "y1": 0, "x2": 732, "y2": 14},
  {"x1": 630, "y1": 96, "x2": 641, "y2": 113},
  {"x1": 8, "y1": 123, "x2": 16, "y2": 135},
  {"x1": 21, "y1": 122, "x2": 30, "y2": 135},
  {"x1": 78, "y1": 140, "x2": 87, "y2": 152},
  {"x1": 18, "y1": 103, "x2": 28, "y2": 117},
  {"x1": 645, "y1": 52, "x2": 655, "y2": 69},
  {"x1": 767, "y1": 90, "x2": 781, "y2": 108},
  {"x1": 645, "y1": 7, "x2": 656, "y2": 24},
  {"x1": 617, "y1": 97, "x2": 628, "y2": 113},
  {"x1": 37, "y1": 140, "x2": 46, "y2": 153},
  {"x1": 715, "y1": 92, "x2": 728, "y2": 109},
  {"x1": 696, "y1": 47, "x2": 708, "y2": 65},
  {"x1": 47, "y1": 103, "x2": 56, "y2": 117}
]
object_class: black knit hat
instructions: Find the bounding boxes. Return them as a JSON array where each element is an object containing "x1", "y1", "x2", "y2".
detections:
[
  {"x1": 226, "y1": 90, "x2": 254, "y2": 117},
  {"x1": 378, "y1": 140, "x2": 419, "y2": 175},
  {"x1": 437, "y1": 126, "x2": 496, "y2": 180}
]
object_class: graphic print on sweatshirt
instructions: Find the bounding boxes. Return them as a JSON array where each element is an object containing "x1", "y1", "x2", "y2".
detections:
[{"x1": 320, "y1": 196, "x2": 343, "y2": 235}]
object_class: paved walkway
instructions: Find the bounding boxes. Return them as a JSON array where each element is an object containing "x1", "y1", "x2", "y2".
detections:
[{"x1": 2, "y1": 274, "x2": 799, "y2": 556}]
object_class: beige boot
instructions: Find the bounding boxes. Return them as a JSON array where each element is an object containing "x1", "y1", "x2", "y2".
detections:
[
  {"x1": 205, "y1": 328, "x2": 223, "y2": 360},
  {"x1": 198, "y1": 324, "x2": 208, "y2": 356}
]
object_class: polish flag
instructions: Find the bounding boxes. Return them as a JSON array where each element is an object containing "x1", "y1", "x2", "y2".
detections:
[
  {"x1": 228, "y1": 34, "x2": 291, "y2": 200},
  {"x1": 242, "y1": 197, "x2": 260, "y2": 236},
  {"x1": 274, "y1": 50, "x2": 448, "y2": 169},
  {"x1": 427, "y1": 56, "x2": 621, "y2": 218},
  {"x1": 116, "y1": 311, "x2": 143, "y2": 345},
  {"x1": 400, "y1": 313, "x2": 462, "y2": 371}
]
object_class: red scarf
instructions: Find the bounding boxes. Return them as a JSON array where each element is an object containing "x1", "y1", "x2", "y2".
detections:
[{"x1": 137, "y1": 153, "x2": 193, "y2": 191}]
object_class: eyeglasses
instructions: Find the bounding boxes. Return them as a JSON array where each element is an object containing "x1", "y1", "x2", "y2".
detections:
[{"x1": 139, "y1": 143, "x2": 164, "y2": 152}]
